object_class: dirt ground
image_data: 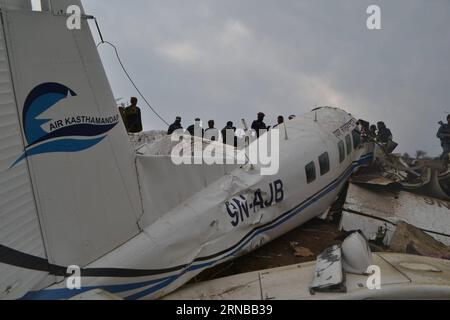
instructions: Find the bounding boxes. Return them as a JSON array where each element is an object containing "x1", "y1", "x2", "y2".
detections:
[{"x1": 191, "y1": 218, "x2": 345, "y2": 283}]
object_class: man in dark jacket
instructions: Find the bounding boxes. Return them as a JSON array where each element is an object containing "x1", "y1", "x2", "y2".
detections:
[
  {"x1": 221, "y1": 121, "x2": 237, "y2": 147},
  {"x1": 377, "y1": 121, "x2": 393, "y2": 143},
  {"x1": 251, "y1": 112, "x2": 267, "y2": 138},
  {"x1": 437, "y1": 115, "x2": 450, "y2": 157},
  {"x1": 187, "y1": 118, "x2": 204, "y2": 138},
  {"x1": 123, "y1": 97, "x2": 143, "y2": 133},
  {"x1": 167, "y1": 116, "x2": 183, "y2": 135}
]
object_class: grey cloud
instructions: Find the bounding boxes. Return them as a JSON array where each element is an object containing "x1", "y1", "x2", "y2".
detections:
[{"x1": 83, "y1": 0, "x2": 450, "y2": 156}]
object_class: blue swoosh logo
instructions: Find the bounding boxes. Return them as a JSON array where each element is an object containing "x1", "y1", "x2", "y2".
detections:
[{"x1": 11, "y1": 82, "x2": 118, "y2": 168}]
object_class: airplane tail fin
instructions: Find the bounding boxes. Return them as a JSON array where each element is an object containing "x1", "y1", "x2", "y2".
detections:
[{"x1": 0, "y1": 2, "x2": 142, "y2": 299}]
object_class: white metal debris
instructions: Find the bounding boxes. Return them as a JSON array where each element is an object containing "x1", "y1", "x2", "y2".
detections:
[
  {"x1": 340, "y1": 183, "x2": 450, "y2": 246},
  {"x1": 309, "y1": 245, "x2": 345, "y2": 294},
  {"x1": 163, "y1": 252, "x2": 450, "y2": 300},
  {"x1": 341, "y1": 232, "x2": 373, "y2": 275}
]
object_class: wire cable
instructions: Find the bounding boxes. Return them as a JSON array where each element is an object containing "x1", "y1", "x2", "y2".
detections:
[{"x1": 93, "y1": 18, "x2": 170, "y2": 126}]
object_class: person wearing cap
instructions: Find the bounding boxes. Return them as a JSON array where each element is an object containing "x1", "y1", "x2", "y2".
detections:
[
  {"x1": 288, "y1": 115, "x2": 296, "y2": 120},
  {"x1": 123, "y1": 97, "x2": 143, "y2": 133},
  {"x1": 251, "y1": 112, "x2": 267, "y2": 138},
  {"x1": 221, "y1": 121, "x2": 237, "y2": 147},
  {"x1": 187, "y1": 118, "x2": 204, "y2": 138},
  {"x1": 167, "y1": 116, "x2": 183, "y2": 135},
  {"x1": 204, "y1": 120, "x2": 219, "y2": 141}
]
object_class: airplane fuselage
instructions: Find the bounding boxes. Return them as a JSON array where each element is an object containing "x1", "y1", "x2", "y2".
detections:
[{"x1": 24, "y1": 107, "x2": 373, "y2": 300}]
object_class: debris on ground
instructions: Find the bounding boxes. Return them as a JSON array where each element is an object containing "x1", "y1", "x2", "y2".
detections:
[
  {"x1": 289, "y1": 243, "x2": 314, "y2": 258},
  {"x1": 389, "y1": 221, "x2": 450, "y2": 260}
]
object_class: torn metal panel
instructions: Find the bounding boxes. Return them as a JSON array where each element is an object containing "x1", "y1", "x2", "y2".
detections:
[
  {"x1": 422, "y1": 169, "x2": 450, "y2": 202},
  {"x1": 371, "y1": 147, "x2": 450, "y2": 200},
  {"x1": 341, "y1": 184, "x2": 450, "y2": 246},
  {"x1": 350, "y1": 174, "x2": 402, "y2": 191},
  {"x1": 339, "y1": 211, "x2": 396, "y2": 246},
  {"x1": 309, "y1": 245, "x2": 346, "y2": 294},
  {"x1": 389, "y1": 222, "x2": 450, "y2": 260},
  {"x1": 351, "y1": 174, "x2": 398, "y2": 186}
]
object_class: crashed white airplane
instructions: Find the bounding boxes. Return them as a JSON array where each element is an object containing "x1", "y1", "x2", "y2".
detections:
[{"x1": 0, "y1": 1, "x2": 377, "y2": 300}]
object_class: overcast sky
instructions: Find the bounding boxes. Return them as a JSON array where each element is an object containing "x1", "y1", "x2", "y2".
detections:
[{"x1": 83, "y1": 0, "x2": 450, "y2": 156}]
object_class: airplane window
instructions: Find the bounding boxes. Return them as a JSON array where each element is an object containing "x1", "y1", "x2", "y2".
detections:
[
  {"x1": 338, "y1": 141, "x2": 345, "y2": 163},
  {"x1": 319, "y1": 152, "x2": 330, "y2": 176},
  {"x1": 345, "y1": 134, "x2": 352, "y2": 155},
  {"x1": 305, "y1": 162, "x2": 316, "y2": 184},
  {"x1": 352, "y1": 129, "x2": 361, "y2": 149}
]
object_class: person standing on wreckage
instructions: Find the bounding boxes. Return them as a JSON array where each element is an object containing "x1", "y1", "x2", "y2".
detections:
[
  {"x1": 187, "y1": 118, "x2": 204, "y2": 138},
  {"x1": 123, "y1": 97, "x2": 143, "y2": 134},
  {"x1": 168, "y1": 116, "x2": 183, "y2": 135},
  {"x1": 221, "y1": 121, "x2": 237, "y2": 147},
  {"x1": 204, "y1": 120, "x2": 220, "y2": 141},
  {"x1": 251, "y1": 112, "x2": 268, "y2": 138},
  {"x1": 437, "y1": 115, "x2": 450, "y2": 159}
]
